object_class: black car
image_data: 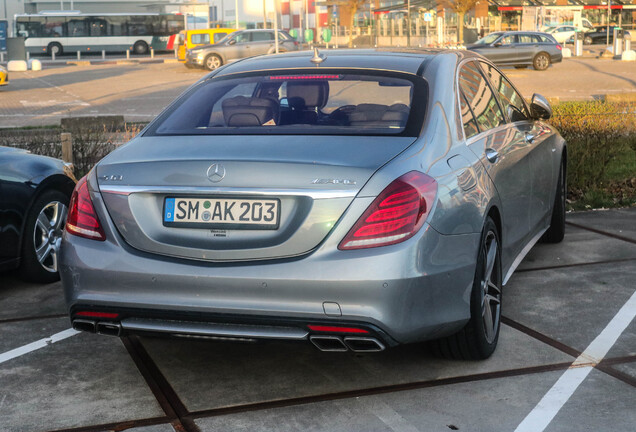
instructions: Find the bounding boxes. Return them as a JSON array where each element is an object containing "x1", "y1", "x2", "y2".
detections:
[
  {"x1": 0, "y1": 146, "x2": 76, "y2": 283},
  {"x1": 466, "y1": 31, "x2": 563, "y2": 71},
  {"x1": 581, "y1": 26, "x2": 616, "y2": 45}
]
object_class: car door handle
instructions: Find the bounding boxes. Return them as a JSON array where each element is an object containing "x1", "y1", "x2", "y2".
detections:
[
  {"x1": 485, "y1": 148, "x2": 499, "y2": 163},
  {"x1": 525, "y1": 133, "x2": 535, "y2": 143}
]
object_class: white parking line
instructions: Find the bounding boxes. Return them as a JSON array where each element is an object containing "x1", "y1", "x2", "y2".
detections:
[
  {"x1": 514, "y1": 289, "x2": 636, "y2": 432},
  {"x1": 0, "y1": 328, "x2": 79, "y2": 365}
]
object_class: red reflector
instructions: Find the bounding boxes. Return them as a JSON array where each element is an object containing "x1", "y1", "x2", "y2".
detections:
[
  {"x1": 308, "y1": 325, "x2": 369, "y2": 334},
  {"x1": 66, "y1": 176, "x2": 106, "y2": 241},
  {"x1": 556, "y1": 44, "x2": 562, "y2": 50},
  {"x1": 339, "y1": 171, "x2": 437, "y2": 250},
  {"x1": 269, "y1": 75, "x2": 340, "y2": 80},
  {"x1": 75, "y1": 311, "x2": 119, "y2": 319}
]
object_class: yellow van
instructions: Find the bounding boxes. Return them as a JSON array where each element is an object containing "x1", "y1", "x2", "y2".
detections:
[{"x1": 177, "y1": 28, "x2": 236, "y2": 62}]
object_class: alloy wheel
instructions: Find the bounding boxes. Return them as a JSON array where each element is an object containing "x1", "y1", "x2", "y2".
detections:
[
  {"x1": 206, "y1": 55, "x2": 221, "y2": 70},
  {"x1": 481, "y1": 231, "x2": 501, "y2": 344},
  {"x1": 33, "y1": 201, "x2": 68, "y2": 273}
]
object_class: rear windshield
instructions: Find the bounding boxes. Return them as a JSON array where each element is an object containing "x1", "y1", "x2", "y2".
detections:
[{"x1": 147, "y1": 72, "x2": 423, "y2": 136}]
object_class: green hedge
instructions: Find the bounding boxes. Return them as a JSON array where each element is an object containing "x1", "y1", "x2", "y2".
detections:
[{"x1": 550, "y1": 101, "x2": 636, "y2": 208}]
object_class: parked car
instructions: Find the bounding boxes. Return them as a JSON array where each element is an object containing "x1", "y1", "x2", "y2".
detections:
[
  {"x1": 0, "y1": 65, "x2": 8, "y2": 86},
  {"x1": 466, "y1": 31, "x2": 562, "y2": 70},
  {"x1": 0, "y1": 147, "x2": 76, "y2": 282},
  {"x1": 546, "y1": 25, "x2": 580, "y2": 44},
  {"x1": 176, "y1": 28, "x2": 236, "y2": 62},
  {"x1": 580, "y1": 26, "x2": 617, "y2": 45},
  {"x1": 61, "y1": 49, "x2": 566, "y2": 360},
  {"x1": 185, "y1": 29, "x2": 300, "y2": 70}
]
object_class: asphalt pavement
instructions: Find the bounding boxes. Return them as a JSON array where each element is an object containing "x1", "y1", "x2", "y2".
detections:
[{"x1": 0, "y1": 208, "x2": 634, "y2": 432}]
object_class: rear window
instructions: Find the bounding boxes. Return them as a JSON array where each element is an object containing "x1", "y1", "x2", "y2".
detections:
[{"x1": 147, "y1": 72, "x2": 422, "y2": 136}]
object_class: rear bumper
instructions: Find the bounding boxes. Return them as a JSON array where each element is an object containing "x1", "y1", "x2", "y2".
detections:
[{"x1": 61, "y1": 223, "x2": 480, "y2": 346}]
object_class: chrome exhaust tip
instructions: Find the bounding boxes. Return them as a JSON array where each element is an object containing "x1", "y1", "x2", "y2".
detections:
[
  {"x1": 309, "y1": 335, "x2": 348, "y2": 352},
  {"x1": 72, "y1": 319, "x2": 96, "y2": 333},
  {"x1": 96, "y1": 322, "x2": 122, "y2": 337},
  {"x1": 344, "y1": 337, "x2": 385, "y2": 352}
]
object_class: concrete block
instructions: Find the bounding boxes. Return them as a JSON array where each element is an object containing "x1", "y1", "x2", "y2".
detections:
[
  {"x1": 621, "y1": 50, "x2": 635, "y2": 61},
  {"x1": 7, "y1": 60, "x2": 27, "y2": 72},
  {"x1": 562, "y1": 48, "x2": 572, "y2": 58},
  {"x1": 28, "y1": 58, "x2": 42, "y2": 71}
]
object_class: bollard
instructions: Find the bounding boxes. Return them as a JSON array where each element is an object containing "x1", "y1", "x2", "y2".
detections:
[
  {"x1": 77, "y1": 51, "x2": 80, "y2": 60},
  {"x1": 0, "y1": 52, "x2": 4, "y2": 62},
  {"x1": 26, "y1": 52, "x2": 30, "y2": 61},
  {"x1": 61, "y1": 133, "x2": 73, "y2": 164},
  {"x1": 126, "y1": 49, "x2": 130, "y2": 60},
  {"x1": 102, "y1": 50, "x2": 105, "y2": 60},
  {"x1": 174, "y1": 48, "x2": 178, "y2": 58},
  {"x1": 150, "y1": 48, "x2": 154, "y2": 59},
  {"x1": 52, "y1": 51, "x2": 55, "y2": 61}
]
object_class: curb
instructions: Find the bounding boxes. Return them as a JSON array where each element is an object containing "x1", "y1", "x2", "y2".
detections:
[{"x1": 64, "y1": 58, "x2": 178, "y2": 66}]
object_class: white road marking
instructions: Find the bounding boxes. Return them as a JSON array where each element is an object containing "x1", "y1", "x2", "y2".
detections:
[
  {"x1": 514, "y1": 289, "x2": 636, "y2": 432},
  {"x1": 0, "y1": 328, "x2": 79, "y2": 365}
]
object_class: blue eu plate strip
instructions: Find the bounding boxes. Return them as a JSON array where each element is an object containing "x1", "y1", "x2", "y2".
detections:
[{"x1": 164, "y1": 198, "x2": 175, "y2": 222}]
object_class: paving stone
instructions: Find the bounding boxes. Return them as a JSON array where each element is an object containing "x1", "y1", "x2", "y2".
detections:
[
  {"x1": 118, "y1": 424, "x2": 176, "y2": 432},
  {"x1": 0, "y1": 273, "x2": 66, "y2": 322},
  {"x1": 0, "y1": 318, "x2": 164, "y2": 432},
  {"x1": 142, "y1": 324, "x2": 572, "y2": 413},
  {"x1": 566, "y1": 208, "x2": 636, "y2": 242},
  {"x1": 0, "y1": 316, "x2": 70, "y2": 353},
  {"x1": 609, "y1": 362, "x2": 636, "y2": 381},
  {"x1": 505, "y1": 262, "x2": 636, "y2": 357},
  {"x1": 545, "y1": 369, "x2": 636, "y2": 432},
  {"x1": 518, "y1": 224, "x2": 636, "y2": 271},
  {"x1": 195, "y1": 369, "x2": 566, "y2": 432}
]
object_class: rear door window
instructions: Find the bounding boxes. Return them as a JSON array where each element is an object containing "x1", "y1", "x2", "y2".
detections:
[
  {"x1": 191, "y1": 33, "x2": 210, "y2": 44},
  {"x1": 458, "y1": 62, "x2": 506, "y2": 132},
  {"x1": 252, "y1": 32, "x2": 274, "y2": 41}
]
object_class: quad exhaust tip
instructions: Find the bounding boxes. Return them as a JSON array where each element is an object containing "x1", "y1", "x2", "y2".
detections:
[
  {"x1": 310, "y1": 335, "x2": 385, "y2": 353},
  {"x1": 72, "y1": 319, "x2": 96, "y2": 333},
  {"x1": 96, "y1": 321, "x2": 122, "y2": 337}
]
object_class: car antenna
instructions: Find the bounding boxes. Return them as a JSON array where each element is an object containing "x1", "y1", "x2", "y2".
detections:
[{"x1": 310, "y1": 47, "x2": 325, "y2": 65}]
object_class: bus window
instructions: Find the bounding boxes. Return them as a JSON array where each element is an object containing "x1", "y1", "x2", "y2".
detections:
[
  {"x1": 105, "y1": 16, "x2": 127, "y2": 36},
  {"x1": 90, "y1": 19, "x2": 107, "y2": 36},
  {"x1": 45, "y1": 17, "x2": 65, "y2": 37},
  {"x1": 68, "y1": 18, "x2": 88, "y2": 37}
]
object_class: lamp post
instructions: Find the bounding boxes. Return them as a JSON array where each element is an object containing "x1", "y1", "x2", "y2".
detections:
[
  {"x1": 235, "y1": 0, "x2": 239, "y2": 29},
  {"x1": 607, "y1": 0, "x2": 611, "y2": 45}
]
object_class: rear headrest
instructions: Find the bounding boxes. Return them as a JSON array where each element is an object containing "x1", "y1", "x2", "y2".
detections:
[
  {"x1": 222, "y1": 96, "x2": 279, "y2": 127},
  {"x1": 286, "y1": 81, "x2": 329, "y2": 109}
]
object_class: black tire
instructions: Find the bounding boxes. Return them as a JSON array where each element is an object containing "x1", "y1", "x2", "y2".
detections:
[
  {"x1": 19, "y1": 189, "x2": 70, "y2": 283},
  {"x1": 47, "y1": 42, "x2": 63, "y2": 57},
  {"x1": 514, "y1": 65, "x2": 528, "y2": 69},
  {"x1": 133, "y1": 40, "x2": 149, "y2": 55},
  {"x1": 541, "y1": 160, "x2": 566, "y2": 244},
  {"x1": 430, "y1": 217, "x2": 502, "y2": 360},
  {"x1": 584, "y1": 36, "x2": 593, "y2": 45},
  {"x1": 533, "y1": 52, "x2": 551, "y2": 71},
  {"x1": 204, "y1": 54, "x2": 223, "y2": 71}
]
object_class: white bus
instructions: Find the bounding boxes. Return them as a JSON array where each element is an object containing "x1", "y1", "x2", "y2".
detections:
[{"x1": 15, "y1": 11, "x2": 185, "y2": 56}]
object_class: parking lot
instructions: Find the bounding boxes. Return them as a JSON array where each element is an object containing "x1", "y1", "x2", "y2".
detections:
[
  {"x1": 1, "y1": 54, "x2": 635, "y2": 128},
  {"x1": 1, "y1": 208, "x2": 634, "y2": 432}
]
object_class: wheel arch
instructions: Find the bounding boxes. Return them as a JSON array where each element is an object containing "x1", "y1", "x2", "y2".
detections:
[{"x1": 486, "y1": 205, "x2": 503, "y2": 241}]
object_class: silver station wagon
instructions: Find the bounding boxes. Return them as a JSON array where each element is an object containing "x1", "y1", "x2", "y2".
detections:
[{"x1": 61, "y1": 49, "x2": 566, "y2": 360}]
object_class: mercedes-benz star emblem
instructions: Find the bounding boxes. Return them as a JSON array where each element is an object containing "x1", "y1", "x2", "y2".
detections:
[{"x1": 207, "y1": 163, "x2": 226, "y2": 183}]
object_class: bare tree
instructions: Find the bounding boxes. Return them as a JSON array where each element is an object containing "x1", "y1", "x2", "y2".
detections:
[
  {"x1": 326, "y1": 0, "x2": 367, "y2": 48},
  {"x1": 443, "y1": 0, "x2": 479, "y2": 44}
]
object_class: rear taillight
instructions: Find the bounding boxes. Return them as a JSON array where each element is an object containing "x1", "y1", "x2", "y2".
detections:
[
  {"x1": 65, "y1": 176, "x2": 106, "y2": 241},
  {"x1": 556, "y1": 44, "x2": 562, "y2": 50},
  {"x1": 339, "y1": 171, "x2": 437, "y2": 250}
]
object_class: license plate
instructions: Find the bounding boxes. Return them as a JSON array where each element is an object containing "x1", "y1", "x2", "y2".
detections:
[{"x1": 163, "y1": 197, "x2": 280, "y2": 230}]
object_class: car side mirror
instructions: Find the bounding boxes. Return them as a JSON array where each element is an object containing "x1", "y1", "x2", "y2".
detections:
[
  {"x1": 228, "y1": 39, "x2": 236, "y2": 45},
  {"x1": 530, "y1": 93, "x2": 552, "y2": 120},
  {"x1": 493, "y1": 42, "x2": 502, "y2": 47}
]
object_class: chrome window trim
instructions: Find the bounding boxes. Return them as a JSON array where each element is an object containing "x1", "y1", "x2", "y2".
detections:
[{"x1": 99, "y1": 185, "x2": 358, "y2": 200}]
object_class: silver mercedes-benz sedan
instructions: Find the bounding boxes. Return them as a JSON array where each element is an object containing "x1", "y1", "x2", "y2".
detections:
[{"x1": 61, "y1": 48, "x2": 566, "y2": 360}]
